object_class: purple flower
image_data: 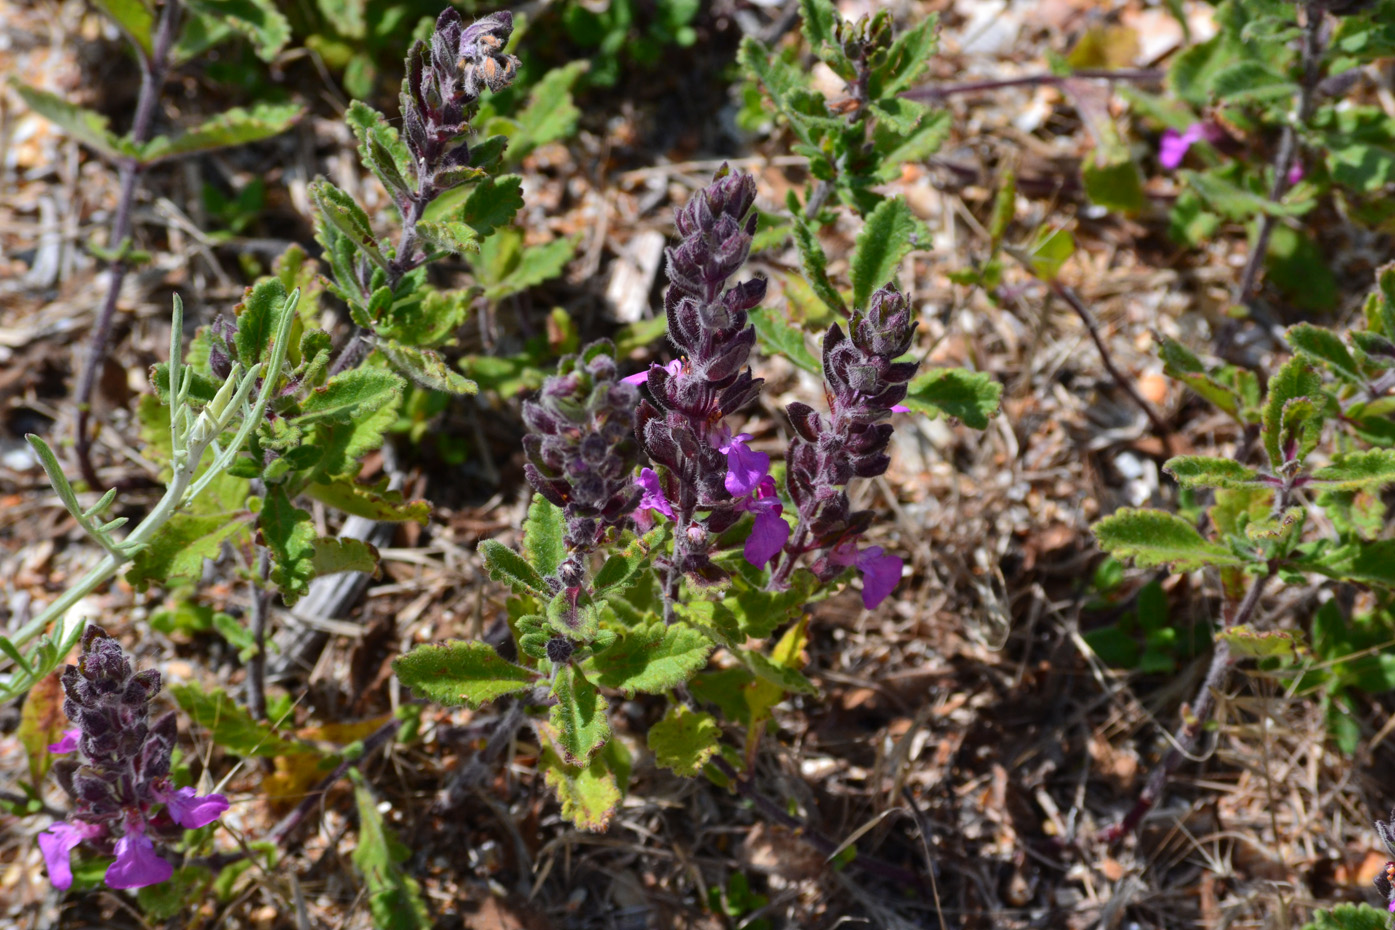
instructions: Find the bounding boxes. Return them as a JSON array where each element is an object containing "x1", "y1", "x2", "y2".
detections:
[
  {"x1": 719, "y1": 432, "x2": 769, "y2": 497},
  {"x1": 830, "y1": 542, "x2": 903, "y2": 609},
  {"x1": 105, "y1": 828, "x2": 173, "y2": 890},
  {"x1": 48, "y1": 728, "x2": 80, "y2": 754},
  {"x1": 1159, "y1": 125, "x2": 1203, "y2": 170},
  {"x1": 739, "y1": 476, "x2": 789, "y2": 569},
  {"x1": 636, "y1": 468, "x2": 674, "y2": 519},
  {"x1": 154, "y1": 783, "x2": 230, "y2": 829},
  {"x1": 1287, "y1": 159, "x2": 1304, "y2": 185},
  {"x1": 623, "y1": 358, "x2": 683, "y2": 387},
  {"x1": 38, "y1": 821, "x2": 96, "y2": 891}
]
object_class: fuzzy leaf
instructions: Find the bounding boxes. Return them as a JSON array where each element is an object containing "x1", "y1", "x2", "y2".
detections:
[
  {"x1": 349, "y1": 770, "x2": 431, "y2": 930},
  {"x1": 233, "y1": 276, "x2": 286, "y2": 367},
  {"x1": 412, "y1": 221, "x2": 479, "y2": 256},
  {"x1": 307, "y1": 479, "x2": 430, "y2": 524},
  {"x1": 345, "y1": 101, "x2": 413, "y2": 202},
  {"x1": 539, "y1": 744, "x2": 620, "y2": 832},
  {"x1": 310, "y1": 179, "x2": 388, "y2": 271},
  {"x1": 723, "y1": 572, "x2": 815, "y2": 640},
  {"x1": 752, "y1": 307, "x2": 820, "y2": 374},
  {"x1": 374, "y1": 340, "x2": 478, "y2": 395},
  {"x1": 903, "y1": 368, "x2": 1001, "y2": 429},
  {"x1": 311, "y1": 537, "x2": 379, "y2": 577},
  {"x1": 1164, "y1": 456, "x2": 1267, "y2": 490},
  {"x1": 788, "y1": 193, "x2": 848, "y2": 316},
  {"x1": 549, "y1": 666, "x2": 611, "y2": 765},
  {"x1": 584, "y1": 622, "x2": 713, "y2": 697},
  {"x1": 261, "y1": 487, "x2": 316, "y2": 604},
  {"x1": 1261, "y1": 357, "x2": 1325, "y2": 470},
  {"x1": 523, "y1": 494, "x2": 566, "y2": 581},
  {"x1": 508, "y1": 61, "x2": 588, "y2": 160},
  {"x1": 183, "y1": 0, "x2": 291, "y2": 61},
  {"x1": 1307, "y1": 539, "x2": 1395, "y2": 589},
  {"x1": 392, "y1": 641, "x2": 539, "y2": 708},
  {"x1": 1309, "y1": 450, "x2": 1395, "y2": 490},
  {"x1": 869, "y1": 11, "x2": 938, "y2": 97},
  {"x1": 1093, "y1": 508, "x2": 1245, "y2": 571},
  {"x1": 1216, "y1": 625, "x2": 1305, "y2": 660},
  {"x1": 9, "y1": 81, "x2": 129, "y2": 160},
  {"x1": 849, "y1": 196, "x2": 926, "y2": 308},
  {"x1": 1301, "y1": 904, "x2": 1392, "y2": 930},
  {"x1": 137, "y1": 103, "x2": 301, "y2": 163},
  {"x1": 18, "y1": 671, "x2": 66, "y2": 786},
  {"x1": 460, "y1": 175, "x2": 524, "y2": 240},
  {"x1": 1287, "y1": 323, "x2": 1361, "y2": 385},
  {"x1": 169, "y1": 684, "x2": 306, "y2": 756},
  {"x1": 126, "y1": 511, "x2": 253, "y2": 591},
  {"x1": 1160, "y1": 337, "x2": 1262, "y2": 422},
  {"x1": 1210, "y1": 60, "x2": 1297, "y2": 104},
  {"x1": 648, "y1": 705, "x2": 720, "y2": 777},
  {"x1": 92, "y1": 0, "x2": 155, "y2": 56},
  {"x1": 745, "y1": 616, "x2": 815, "y2": 729},
  {"x1": 479, "y1": 540, "x2": 548, "y2": 594},
  {"x1": 478, "y1": 234, "x2": 576, "y2": 301},
  {"x1": 298, "y1": 368, "x2": 402, "y2": 425}
]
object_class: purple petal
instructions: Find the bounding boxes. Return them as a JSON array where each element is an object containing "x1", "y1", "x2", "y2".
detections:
[
  {"x1": 1286, "y1": 160, "x2": 1304, "y2": 185},
  {"x1": 1158, "y1": 124, "x2": 1203, "y2": 170},
  {"x1": 162, "y1": 786, "x2": 229, "y2": 829},
  {"x1": 723, "y1": 436, "x2": 769, "y2": 497},
  {"x1": 890, "y1": 404, "x2": 910, "y2": 413},
  {"x1": 621, "y1": 371, "x2": 649, "y2": 386},
  {"x1": 744, "y1": 511, "x2": 790, "y2": 569},
  {"x1": 38, "y1": 823, "x2": 85, "y2": 891},
  {"x1": 105, "y1": 831, "x2": 172, "y2": 890},
  {"x1": 636, "y1": 468, "x2": 673, "y2": 518},
  {"x1": 856, "y1": 547, "x2": 903, "y2": 610},
  {"x1": 827, "y1": 540, "x2": 860, "y2": 569},
  {"x1": 48, "y1": 728, "x2": 80, "y2": 754}
]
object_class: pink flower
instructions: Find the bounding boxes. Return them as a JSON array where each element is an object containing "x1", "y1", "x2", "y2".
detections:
[
  {"x1": 720, "y1": 432, "x2": 769, "y2": 497},
  {"x1": 890, "y1": 404, "x2": 910, "y2": 413},
  {"x1": 636, "y1": 468, "x2": 673, "y2": 519},
  {"x1": 105, "y1": 828, "x2": 172, "y2": 890},
  {"x1": 1159, "y1": 122, "x2": 1225, "y2": 170},
  {"x1": 622, "y1": 358, "x2": 683, "y2": 387},
  {"x1": 38, "y1": 821, "x2": 96, "y2": 891},
  {"x1": 739, "y1": 476, "x2": 789, "y2": 569},
  {"x1": 1286, "y1": 159, "x2": 1304, "y2": 185},
  {"x1": 153, "y1": 783, "x2": 229, "y2": 829},
  {"x1": 830, "y1": 542, "x2": 903, "y2": 609},
  {"x1": 48, "y1": 728, "x2": 80, "y2": 754}
]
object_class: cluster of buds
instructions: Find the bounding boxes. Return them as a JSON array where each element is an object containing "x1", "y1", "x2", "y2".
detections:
[
  {"x1": 781, "y1": 285, "x2": 918, "y2": 607},
  {"x1": 1374, "y1": 810, "x2": 1395, "y2": 915},
  {"x1": 523, "y1": 341, "x2": 642, "y2": 579},
  {"x1": 633, "y1": 168, "x2": 789, "y2": 583},
  {"x1": 402, "y1": 9, "x2": 518, "y2": 181},
  {"x1": 39, "y1": 625, "x2": 228, "y2": 891}
]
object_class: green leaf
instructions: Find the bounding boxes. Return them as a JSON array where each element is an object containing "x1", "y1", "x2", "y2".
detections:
[
  {"x1": 523, "y1": 494, "x2": 565, "y2": 581},
  {"x1": 1329, "y1": 141, "x2": 1395, "y2": 193},
  {"x1": 798, "y1": 0, "x2": 839, "y2": 58},
  {"x1": 584, "y1": 622, "x2": 713, "y2": 697},
  {"x1": 345, "y1": 101, "x2": 413, "y2": 202},
  {"x1": 549, "y1": 666, "x2": 611, "y2": 765},
  {"x1": 311, "y1": 537, "x2": 379, "y2": 577},
  {"x1": 1182, "y1": 169, "x2": 1310, "y2": 220},
  {"x1": 647, "y1": 705, "x2": 720, "y2": 777},
  {"x1": 1082, "y1": 155, "x2": 1146, "y2": 214},
  {"x1": 1286, "y1": 323, "x2": 1361, "y2": 384},
  {"x1": 508, "y1": 61, "x2": 588, "y2": 160},
  {"x1": 306, "y1": 479, "x2": 430, "y2": 524},
  {"x1": 1210, "y1": 60, "x2": 1298, "y2": 103},
  {"x1": 349, "y1": 770, "x2": 431, "y2": 930},
  {"x1": 1025, "y1": 227, "x2": 1075, "y2": 281},
  {"x1": 126, "y1": 511, "x2": 253, "y2": 591},
  {"x1": 1309, "y1": 450, "x2": 1395, "y2": 490},
  {"x1": 1265, "y1": 225, "x2": 1337, "y2": 313},
  {"x1": 1260, "y1": 357, "x2": 1324, "y2": 470},
  {"x1": 1308, "y1": 539, "x2": 1395, "y2": 589},
  {"x1": 722, "y1": 571, "x2": 815, "y2": 640},
  {"x1": 744, "y1": 648, "x2": 818, "y2": 696},
  {"x1": 169, "y1": 683, "x2": 306, "y2": 756},
  {"x1": 392, "y1": 641, "x2": 539, "y2": 707},
  {"x1": 412, "y1": 220, "x2": 479, "y2": 256},
  {"x1": 182, "y1": 0, "x2": 292, "y2": 61},
  {"x1": 869, "y1": 12, "x2": 938, "y2": 97},
  {"x1": 18, "y1": 671, "x2": 66, "y2": 786},
  {"x1": 479, "y1": 539, "x2": 548, "y2": 594},
  {"x1": 1093, "y1": 508, "x2": 1246, "y2": 571},
  {"x1": 1216, "y1": 624, "x2": 1305, "y2": 660},
  {"x1": 460, "y1": 175, "x2": 524, "y2": 240},
  {"x1": 788, "y1": 193, "x2": 848, "y2": 317},
  {"x1": 849, "y1": 196, "x2": 926, "y2": 308},
  {"x1": 260, "y1": 486, "x2": 316, "y2": 604},
  {"x1": 310, "y1": 179, "x2": 388, "y2": 271},
  {"x1": 136, "y1": 103, "x2": 301, "y2": 163},
  {"x1": 479, "y1": 234, "x2": 576, "y2": 301},
  {"x1": 751, "y1": 307, "x2": 820, "y2": 374},
  {"x1": 902, "y1": 368, "x2": 1002, "y2": 429},
  {"x1": 1163, "y1": 456, "x2": 1267, "y2": 490},
  {"x1": 1301, "y1": 904, "x2": 1391, "y2": 930},
  {"x1": 539, "y1": 744, "x2": 621, "y2": 832},
  {"x1": 1160, "y1": 337, "x2": 1262, "y2": 422},
  {"x1": 374, "y1": 340, "x2": 478, "y2": 395},
  {"x1": 9, "y1": 81, "x2": 128, "y2": 160},
  {"x1": 298, "y1": 368, "x2": 403, "y2": 424},
  {"x1": 93, "y1": 0, "x2": 155, "y2": 56}
]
